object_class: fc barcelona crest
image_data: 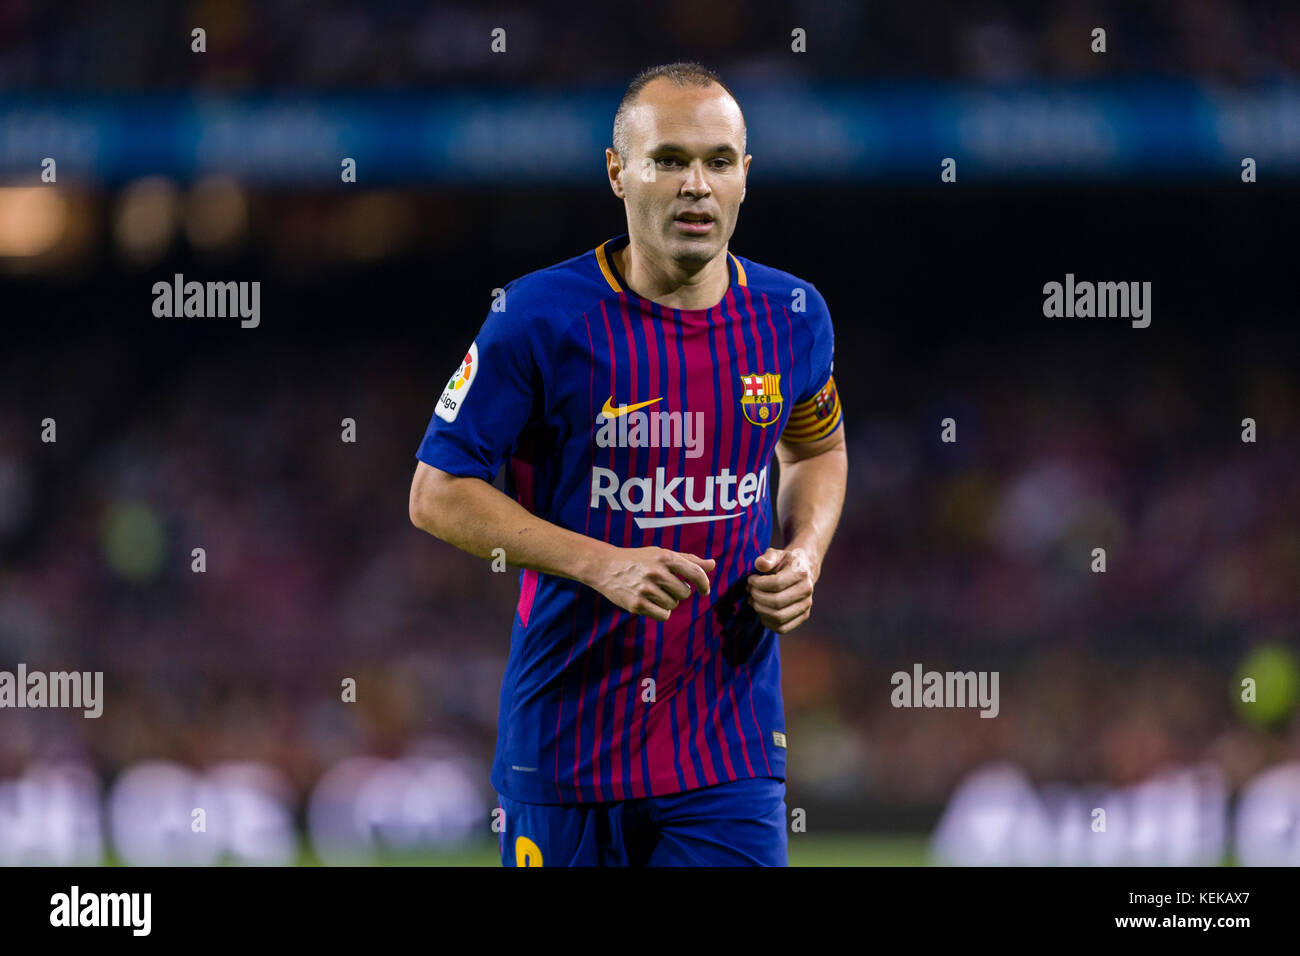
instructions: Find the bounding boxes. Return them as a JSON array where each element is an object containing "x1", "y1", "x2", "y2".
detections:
[{"x1": 740, "y1": 373, "x2": 782, "y2": 428}]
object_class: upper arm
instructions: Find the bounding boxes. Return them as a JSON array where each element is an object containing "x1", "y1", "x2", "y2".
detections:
[
  {"x1": 780, "y1": 281, "x2": 842, "y2": 457},
  {"x1": 414, "y1": 286, "x2": 545, "y2": 483},
  {"x1": 409, "y1": 460, "x2": 477, "y2": 527},
  {"x1": 775, "y1": 309, "x2": 846, "y2": 472},
  {"x1": 777, "y1": 422, "x2": 845, "y2": 465},
  {"x1": 409, "y1": 460, "x2": 446, "y2": 524}
]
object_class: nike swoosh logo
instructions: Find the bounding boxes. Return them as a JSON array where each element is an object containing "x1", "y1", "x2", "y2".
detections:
[{"x1": 601, "y1": 396, "x2": 663, "y2": 418}]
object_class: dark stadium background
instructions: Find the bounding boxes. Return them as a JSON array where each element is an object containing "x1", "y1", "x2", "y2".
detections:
[{"x1": 0, "y1": 1, "x2": 1297, "y2": 865}]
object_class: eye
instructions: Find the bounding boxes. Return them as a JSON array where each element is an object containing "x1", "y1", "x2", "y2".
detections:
[
  {"x1": 656, "y1": 157, "x2": 682, "y2": 168},
  {"x1": 709, "y1": 158, "x2": 732, "y2": 169}
]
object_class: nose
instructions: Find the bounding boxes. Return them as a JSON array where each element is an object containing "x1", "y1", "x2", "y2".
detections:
[{"x1": 680, "y1": 160, "x2": 711, "y2": 198}]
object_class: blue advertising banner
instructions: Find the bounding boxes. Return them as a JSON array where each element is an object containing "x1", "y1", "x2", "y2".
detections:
[{"x1": 0, "y1": 83, "x2": 1296, "y2": 184}]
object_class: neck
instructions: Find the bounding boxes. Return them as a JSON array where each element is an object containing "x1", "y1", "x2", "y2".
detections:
[{"x1": 614, "y1": 239, "x2": 730, "y2": 311}]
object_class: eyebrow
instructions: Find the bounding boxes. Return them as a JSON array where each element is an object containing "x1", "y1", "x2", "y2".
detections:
[{"x1": 651, "y1": 143, "x2": 739, "y2": 156}]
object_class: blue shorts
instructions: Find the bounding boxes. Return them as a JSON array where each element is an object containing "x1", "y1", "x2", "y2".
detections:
[{"x1": 497, "y1": 776, "x2": 787, "y2": 867}]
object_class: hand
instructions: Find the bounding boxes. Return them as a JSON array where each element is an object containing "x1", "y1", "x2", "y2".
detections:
[
  {"x1": 747, "y1": 547, "x2": 816, "y2": 634},
  {"x1": 590, "y1": 547, "x2": 715, "y2": 622}
]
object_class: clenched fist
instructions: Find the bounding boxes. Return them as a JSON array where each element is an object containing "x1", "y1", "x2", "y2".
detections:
[{"x1": 747, "y1": 547, "x2": 816, "y2": 634}]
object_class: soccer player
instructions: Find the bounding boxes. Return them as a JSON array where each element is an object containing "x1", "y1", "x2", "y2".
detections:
[{"x1": 409, "y1": 61, "x2": 847, "y2": 866}]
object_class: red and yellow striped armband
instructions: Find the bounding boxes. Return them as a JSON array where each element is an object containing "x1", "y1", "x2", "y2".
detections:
[{"x1": 783, "y1": 375, "x2": 842, "y2": 443}]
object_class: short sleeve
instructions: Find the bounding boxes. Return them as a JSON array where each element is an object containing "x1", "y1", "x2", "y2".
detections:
[
  {"x1": 415, "y1": 298, "x2": 541, "y2": 482},
  {"x1": 783, "y1": 283, "x2": 842, "y2": 443}
]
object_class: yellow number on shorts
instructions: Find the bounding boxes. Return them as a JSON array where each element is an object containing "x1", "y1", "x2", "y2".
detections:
[{"x1": 515, "y1": 836, "x2": 543, "y2": 867}]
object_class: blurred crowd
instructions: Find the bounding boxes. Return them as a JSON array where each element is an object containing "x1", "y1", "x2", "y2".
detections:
[
  {"x1": 0, "y1": 342, "x2": 1294, "y2": 817},
  {"x1": 0, "y1": 0, "x2": 1298, "y2": 90}
]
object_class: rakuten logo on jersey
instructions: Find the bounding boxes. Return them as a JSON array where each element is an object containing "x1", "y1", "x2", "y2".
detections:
[{"x1": 590, "y1": 465, "x2": 769, "y2": 529}]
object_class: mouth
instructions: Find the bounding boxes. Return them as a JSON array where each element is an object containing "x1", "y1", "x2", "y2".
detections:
[{"x1": 673, "y1": 211, "x2": 715, "y2": 234}]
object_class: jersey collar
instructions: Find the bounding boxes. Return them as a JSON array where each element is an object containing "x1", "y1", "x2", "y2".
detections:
[{"x1": 595, "y1": 234, "x2": 747, "y2": 300}]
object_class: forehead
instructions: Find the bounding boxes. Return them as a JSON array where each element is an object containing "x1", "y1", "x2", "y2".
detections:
[{"x1": 624, "y1": 79, "x2": 745, "y2": 150}]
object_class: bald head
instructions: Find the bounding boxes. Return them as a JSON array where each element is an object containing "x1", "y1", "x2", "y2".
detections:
[{"x1": 612, "y1": 61, "x2": 746, "y2": 160}]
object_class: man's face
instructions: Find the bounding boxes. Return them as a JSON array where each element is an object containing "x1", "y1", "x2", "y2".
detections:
[{"x1": 608, "y1": 79, "x2": 750, "y2": 271}]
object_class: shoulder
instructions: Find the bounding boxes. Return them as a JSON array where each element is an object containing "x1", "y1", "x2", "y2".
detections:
[
  {"x1": 495, "y1": 243, "x2": 622, "y2": 335},
  {"x1": 730, "y1": 253, "x2": 832, "y2": 331}
]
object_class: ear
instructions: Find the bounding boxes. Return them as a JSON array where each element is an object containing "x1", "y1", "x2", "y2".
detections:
[{"x1": 606, "y1": 147, "x2": 626, "y2": 199}]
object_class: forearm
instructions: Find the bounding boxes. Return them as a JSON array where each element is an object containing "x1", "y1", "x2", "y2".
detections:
[
  {"x1": 775, "y1": 444, "x2": 847, "y2": 582},
  {"x1": 412, "y1": 470, "x2": 611, "y2": 586}
]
